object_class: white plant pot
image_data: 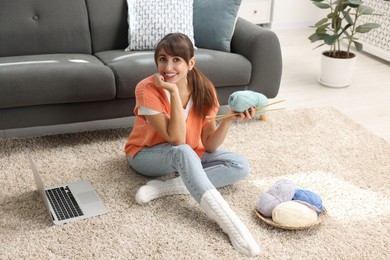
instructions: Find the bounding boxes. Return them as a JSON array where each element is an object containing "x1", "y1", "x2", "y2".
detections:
[{"x1": 318, "y1": 51, "x2": 357, "y2": 88}]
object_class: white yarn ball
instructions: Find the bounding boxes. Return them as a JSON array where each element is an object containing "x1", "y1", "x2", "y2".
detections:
[{"x1": 272, "y1": 201, "x2": 318, "y2": 227}]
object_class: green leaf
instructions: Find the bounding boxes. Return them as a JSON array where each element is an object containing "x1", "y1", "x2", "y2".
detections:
[
  {"x1": 341, "y1": 23, "x2": 353, "y2": 33},
  {"x1": 313, "y1": 2, "x2": 331, "y2": 9},
  {"x1": 353, "y1": 41, "x2": 363, "y2": 51},
  {"x1": 346, "y1": 0, "x2": 363, "y2": 4},
  {"x1": 356, "y1": 23, "x2": 380, "y2": 33},
  {"x1": 324, "y1": 35, "x2": 338, "y2": 45},
  {"x1": 316, "y1": 23, "x2": 330, "y2": 34},
  {"x1": 311, "y1": 42, "x2": 327, "y2": 50},
  {"x1": 345, "y1": 0, "x2": 362, "y2": 7},
  {"x1": 343, "y1": 30, "x2": 351, "y2": 38},
  {"x1": 343, "y1": 11, "x2": 353, "y2": 25},
  {"x1": 308, "y1": 33, "x2": 327, "y2": 42},
  {"x1": 327, "y1": 12, "x2": 338, "y2": 19},
  {"x1": 315, "y1": 18, "x2": 329, "y2": 27},
  {"x1": 330, "y1": 16, "x2": 342, "y2": 31},
  {"x1": 358, "y1": 5, "x2": 374, "y2": 15},
  {"x1": 337, "y1": 2, "x2": 348, "y2": 12}
]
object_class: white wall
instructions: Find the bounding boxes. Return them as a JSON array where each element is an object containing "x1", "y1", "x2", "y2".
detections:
[{"x1": 271, "y1": 0, "x2": 327, "y2": 29}]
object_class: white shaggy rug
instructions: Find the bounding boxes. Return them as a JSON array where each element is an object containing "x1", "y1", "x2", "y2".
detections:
[{"x1": 1, "y1": 107, "x2": 389, "y2": 259}]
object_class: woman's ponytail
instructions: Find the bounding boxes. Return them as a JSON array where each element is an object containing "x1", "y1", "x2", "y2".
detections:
[{"x1": 188, "y1": 67, "x2": 218, "y2": 118}]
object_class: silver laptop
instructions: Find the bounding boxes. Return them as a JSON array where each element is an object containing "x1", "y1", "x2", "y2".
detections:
[{"x1": 28, "y1": 155, "x2": 108, "y2": 225}]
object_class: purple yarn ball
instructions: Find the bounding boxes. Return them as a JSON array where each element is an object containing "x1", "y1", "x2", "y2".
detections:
[{"x1": 256, "y1": 179, "x2": 296, "y2": 217}]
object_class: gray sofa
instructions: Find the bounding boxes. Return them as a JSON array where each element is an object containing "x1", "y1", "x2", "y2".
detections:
[{"x1": 0, "y1": 0, "x2": 282, "y2": 138}]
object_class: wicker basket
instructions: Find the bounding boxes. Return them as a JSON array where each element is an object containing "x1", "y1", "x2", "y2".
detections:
[{"x1": 255, "y1": 207, "x2": 328, "y2": 230}]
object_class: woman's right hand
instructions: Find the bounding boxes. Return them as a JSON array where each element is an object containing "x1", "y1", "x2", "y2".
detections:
[
  {"x1": 153, "y1": 73, "x2": 177, "y2": 93},
  {"x1": 149, "y1": 73, "x2": 186, "y2": 145}
]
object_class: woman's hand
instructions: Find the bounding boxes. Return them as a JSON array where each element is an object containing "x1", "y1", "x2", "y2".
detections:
[
  {"x1": 227, "y1": 106, "x2": 257, "y2": 122},
  {"x1": 149, "y1": 73, "x2": 186, "y2": 145},
  {"x1": 153, "y1": 73, "x2": 177, "y2": 93}
]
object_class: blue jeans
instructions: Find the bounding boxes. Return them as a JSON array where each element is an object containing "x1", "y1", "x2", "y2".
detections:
[{"x1": 127, "y1": 143, "x2": 250, "y2": 203}]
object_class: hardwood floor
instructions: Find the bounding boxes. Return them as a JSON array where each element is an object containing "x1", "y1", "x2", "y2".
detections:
[{"x1": 273, "y1": 28, "x2": 390, "y2": 143}]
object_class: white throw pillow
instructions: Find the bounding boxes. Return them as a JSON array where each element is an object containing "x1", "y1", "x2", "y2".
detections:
[{"x1": 126, "y1": 0, "x2": 195, "y2": 51}]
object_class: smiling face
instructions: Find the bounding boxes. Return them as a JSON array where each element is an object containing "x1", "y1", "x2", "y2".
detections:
[
  {"x1": 156, "y1": 49, "x2": 195, "y2": 85},
  {"x1": 154, "y1": 33, "x2": 196, "y2": 86}
]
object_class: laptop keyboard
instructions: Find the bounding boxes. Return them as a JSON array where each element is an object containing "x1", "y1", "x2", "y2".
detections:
[{"x1": 46, "y1": 186, "x2": 84, "y2": 221}]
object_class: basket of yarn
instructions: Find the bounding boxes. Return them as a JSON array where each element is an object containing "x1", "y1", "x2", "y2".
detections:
[{"x1": 255, "y1": 180, "x2": 327, "y2": 230}]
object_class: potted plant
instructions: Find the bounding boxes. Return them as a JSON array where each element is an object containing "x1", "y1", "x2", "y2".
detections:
[{"x1": 308, "y1": 0, "x2": 389, "y2": 87}]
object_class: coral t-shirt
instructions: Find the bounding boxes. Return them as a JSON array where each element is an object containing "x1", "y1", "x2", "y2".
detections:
[{"x1": 124, "y1": 75, "x2": 219, "y2": 158}]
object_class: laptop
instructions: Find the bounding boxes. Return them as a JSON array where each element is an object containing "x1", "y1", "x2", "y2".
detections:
[{"x1": 28, "y1": 155, "x2": 108, "y2": 225}]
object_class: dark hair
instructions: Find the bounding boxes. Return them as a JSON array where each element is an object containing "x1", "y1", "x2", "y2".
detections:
[{"x1": 154, "y1": 33, "x2": 218, "y2": 118}]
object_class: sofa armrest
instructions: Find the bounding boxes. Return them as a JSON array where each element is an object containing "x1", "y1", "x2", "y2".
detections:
[{"x1": 231, "y1": 17, "x2": 282, "y2": 98}]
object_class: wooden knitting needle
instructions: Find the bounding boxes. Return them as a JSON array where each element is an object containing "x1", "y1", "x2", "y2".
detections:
[
  {"x1": 206, "y1": 108, "x2": 285, "y2": 122},
  {"x1": 206, "y1": 99, "x2": 285, "y2": 120},
  {"x1": 256, "y1": 99, "x2": 285, "y2": 110},
  {"x1": 206, "y1": 100, "x2": 285, "y2": 121}
]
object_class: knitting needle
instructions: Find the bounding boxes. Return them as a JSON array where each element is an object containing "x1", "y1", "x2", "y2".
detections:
[
  {"x1": 207, "y1": 108, "x2": 281, "y2": 121},
  {"x1": 206, "y1": 108, "x2": 285, "y2": 122},
  {"x1": 256, "y1": 99, "x2": 285, "y2": 110},
  {"x1": 207, "y1": 108, "x2": 285, "y2": 122},
  {"x1": 206, "y1": 99, "x2": 285, "y2": 120},
  {"x1": 206, "y1": 100, "x2": 285, "y2": 121}
]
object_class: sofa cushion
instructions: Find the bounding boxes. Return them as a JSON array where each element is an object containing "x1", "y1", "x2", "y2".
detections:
[
  {"x1": 125, "y1": 0, "x2": 195, "y2": 51},
  {"x1": 0, "y1": 54, "x2": 116, "y2": 109},
  {"x1": 85, "y1": 0, "x2": 129, "y2": 53},
  {"x1": 193, "y1": 0, "x2": 242, "y2": 52},
  {"x1": 0, "y1": 0, "x2": 92, "y2": 57},
  {"x1": 95, "y1": 49, "x2": 251, "y2": 99}
]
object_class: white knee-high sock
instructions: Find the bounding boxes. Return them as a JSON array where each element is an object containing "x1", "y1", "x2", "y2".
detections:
[
  {"x1": 135, "y1": 177, "x2": 190, "y2": 204},
  {"x1": 200, "y1": 189, "x2": 261, "y2": 257}
]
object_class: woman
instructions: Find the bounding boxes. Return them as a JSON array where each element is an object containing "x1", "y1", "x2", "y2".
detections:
[{"x1": 125, "y1": 33, "x2": 260, "y2": 257}]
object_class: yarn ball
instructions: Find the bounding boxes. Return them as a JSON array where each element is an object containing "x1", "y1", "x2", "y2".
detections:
[
  {"x1": 293, "y1": 187, "x2": 323, "y2": 213},
  {"x1": 228, "y1": 90, "x2": 268, "y2": 112},
  {"x1": 272, "y1": 201, "x2": 318, "y2": 227},
  {"x1": 256, "y1": 179, "x2": 296, "y2": 217}
]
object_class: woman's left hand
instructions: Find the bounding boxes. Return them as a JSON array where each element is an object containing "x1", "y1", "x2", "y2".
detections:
[
  {"x1": 230, "y1": 106, "x2": 257, "y2": 121},
  {"x1": 239, "y1": 106, "x2": 257, "y2": 120}
]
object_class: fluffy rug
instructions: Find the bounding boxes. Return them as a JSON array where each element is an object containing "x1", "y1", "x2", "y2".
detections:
[{"x1": 1, "y1": 107, "x2": 389, "y2": 259}]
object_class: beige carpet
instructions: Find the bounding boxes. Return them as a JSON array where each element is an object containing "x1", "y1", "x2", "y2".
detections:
[{"x1": 1, "y1": 107, "x2": 389, "y2": 259}]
